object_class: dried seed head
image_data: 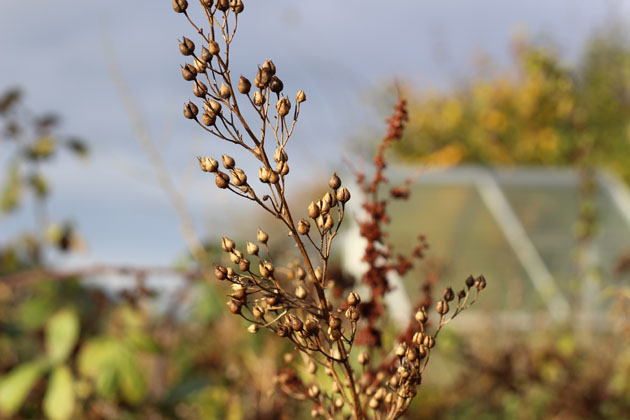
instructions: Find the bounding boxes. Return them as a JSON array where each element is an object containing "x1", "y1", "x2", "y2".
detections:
[
  {"x1": 193, "y1": 57, "x2": 206, "y2": 74},
  {"x1": 423, "y1": 335, "x2": 436, "y2": 348},
  {"x1": 443, "y1": 287, "x2": 455, "y2": 302},
  {"x1": 357, "y1": 351, "x2": 369, "y2": 365},
  {"x1": 257, "y1": 229, "x2": 268, "y2": 244},
  {"x1": 221, "y1": 154, "x2": 235, "y2": 169},
  {"x1": 436, "y1": 300, "x2": 449, "y2": 315},
  {"x1": 319, "y1": 199, "x2": 330, "y2": 215},
  {"x1": 297, "y1": 218, "x2": 310, "y2": 235},
  {"x1": 172, "y1": 0, "x2": 188, "y2": 13},
  {"x1": 201, "y1": 46, "x2": 213, "y2": 63},
  {"x1": 265, "y1": 294, "x2": 278, "y2": 306},
  {"x1": 208, "y1": 40, "x2": 220, "y2": 55},
  {"x1": 246, "y1": 241, "x2": 259, "y2": 256},
  {"x1": 262, "y1": 59, "x2": 276, "y2": 76},
  {"x1": 328, "y1": 326, "x2": 341, "y2": 341},
  {"x1": 221, "y1": 237, "x2": 235, "y2": 252},
  {"x1": 228, "y1": 299, "x2": 241, "y2": 314},
  {"x1": 288, "y1": 315, "x2": 303, "y2": 331},
  {"x1": 323, "y1": 192, "x2": 335, "y2": 208},
  {"x1": 395, "y1": 343, "x2": 407, "y2": 357},
  {"x1": 304, "y1": 317, "x2": 319, "y2": 335},
  {"x1": 181, "y1": 64, "x2": 197, "y2": 81},
  {"x1": 475, "y1": 275, "x2": 487, "y2": 290},
  {"x1": 216, "y1": 0, "x2": 229, "y2": 11},
  {"x1": 415, "y1": 307, "x2": 428, "y2": 324},
  {"x1": 465, "y1": 275, "x2": 475, "y2": 288},
  {"x1": 329, "y1": 172, "x2": 341, "y2": 190},
  {"x1": 231, "y1": 168, "x2": 247, "y2": 186},
  {"x1": 307, "y1": 202, "x2": 320, "y2": 219},
  {"x1": 230, "y1": 0, "x2": 244, "y2": 13},
  {"x1": 336, "y1": 186, "x2": 351, "y2": 203},
  {"x1": 184, "y1": 102, "x2": 199, "y2": 119},
  {"x1": 328, "y1": 315, "x2": 341, "y2": 329},
  {"x1": 347, "y1": 291, "x2": 361, "y2": 306},
  {"x1": 334, "y1": 397, "x2": 343, "y2": 408},
  {"x1": 252, "y1": 305, "x2": 264, "y2": 319},
  {"x1": 308, "y1": 385, "x2": 320, "y2": 398},
  {"x1": 389, "y1": 375, "x2": 399, "y2": 388},
  {"x1": 230, "y1": 285, "x2": 245, "y2": 300},
  {"x1": 276, "y1": 325, "x2": 289, "y2": 337},
  {"x1": 239, "y1": 259, "x2": 250, "y2": 271},
  {"x1": 274, "y1": 147, "x2": 288, "y2": 163},
  {"x1": 258, "y1": 167, "x2": 270, "y2": 183},
  {"x1": 314, "y1": 266, "x2": 323, "y2": 282},
  {"x1": 458, "y1": 289, "x2": 466, "y2": 299},
  {"x1": 247, "y1": 324, "x2": 258, "y2": 334},
  {"x1": 219, "y1": 83, "x2": 231, "y2": 99},
  {"x1": 238, "y1": 76, "x2": 251, "y2": 94},
  {"x1": 254, "y1": 67, "x2": 271, "y2": 89},
  {"x1": 345, "y1": 306, "x2": 359, "y2": 321},
  {"x1": 202, "y1": 112, "x2": 216, "y2": 126},
  {"x1": 268, "y1": 170, "x2": 279, "y2": 184},
  {"x1": 193, "y1": 80, "x2": 208, "y2": 98},
  {"x1": 296, "y1": 266, "x2": 306, "y2": 280},
  {"x1": 207, "y1": 100, "x2": 222, "y2": 115},
  {"x1": 406, "y1": 348, "x2": 417, "y2": 361},
  {"x1": 200, "y1": 0, "x2": 213, "y2": 8},
  {"x1": 323, "y1": 214, "x2": 334, "y2": 232},
  {"x1": 253, "y1": 91, "x2": 264, "y2": 106},
  {"x1": 412, "y1": 331, "x2": 424, "y2": 346},
  {"x1": 369, "y1": 398, "x2": 380, "y2": 409},
  {"x1": 276, "y1": 97, "x2": 291, "y2": 117},
  {"x1": 418, "y1": 345, "x2": 427, "y2": 358},
  {"x1": 179, "y1": 37, "x2": 195, "y2": 56},
  {"x1": 277, "y1": 161, "x2": 289, "y2": 176},
  {"x1": 296, "y1": 89, "x2": 306, "y2": 103},
  {"x1": 215, "y1": 171, "x2": 230, "y2": 188},
  {"x1": 295, "y1": 285, "x2": 307, "y2": 299},
  {"x1": 229, "y1": 251, "x2": 240, "y2": 264},
  {"x1": 270, "y1": 75, "x2": 284, "y2": 93},
  {"x1": 214, "y1": 265, "x2": 228, "y2": 280}
]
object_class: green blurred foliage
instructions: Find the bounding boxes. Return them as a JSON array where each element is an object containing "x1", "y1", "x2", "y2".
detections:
[{"x1": 394, "y1": 26, "x2": 630, "y2": 181}]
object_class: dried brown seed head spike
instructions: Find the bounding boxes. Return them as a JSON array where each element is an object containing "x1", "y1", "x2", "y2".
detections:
[
  {"x1": 179, "y1": 37, "x2": 195, "y2": 55},
  {"x1": 221, "y1": 154, "x2": 235, "y2": 169},
  {"x1": 193, "y1": 57, "x2": 207, "y2": 74},
  {"x1": 262, "y1": 59, "x2": 276, "y2": 76},
  {"x1": 216, "y1": 0, "x2": 229, "y2": 11},
  {"x1": 181, "y1": 64, "x2": 197, "y2": 81},
  {"x1": 257, "y1": 228, "x2": 269, "y2": 244},
  {"x1": 270, "y1": 75, "x2": 284, "y2": 93},
  {"x1": 246, "y1": 241, "x2": 259, "y2": 255},
  {"x1": 193, "y1": 80, "x2": 208, "y2": 98},
  {"x1": 436, "y1": 300, "x2": 449, "y2": 315},
  {"x1": 214, "y1": 265, "x2": 228, "y2": 280},
  {"x1": 297, "y1": 219, "x2": 310, "y2": 235},
  {"x1": 268, "y1": 170, "x2": 280, "y2": 184},
  {"x1": 414, "y1": 307, "x2": 428, "y2": 324},
  {"x1": 253, "y1": 91, "x2": 264, "y2": 106},
  {"x1": 219, "y1": 83, "x2": 231, "y2": 99},
  {"x1": 258, "y1": 167, "x2": 270, "y2": 183},
  {"x1": 201, "y1": 46, "x2": 213, "y2": 63},
  {"x1": 346, "y1": 291, "x2": 361, "y2": 306},
  {"x1": 274, "y1": 147, "x2": 288, "y2": 163},
  {"x1": 254, "y1": 67, "x2": 271, "y2": 89},
  {"x1": 336, "y1": 186, "x2": 351, "y2": 203},
  {"x1": 475, "y1": 275, "x2": 487, "y2": 290},
  {"x1": 208, "y1": 40, "x2": 220, "y2": 55},
  {"x1": 443, "y1": 287, "x2": 455, "y2": 302},
  {"x1": 221, "y1": 237, "x2": 235, "y2": 252},
  {"x1": 231, "y1": 168, "x2": 247, "y2": 186},
  {"x1": 329, "y1": 172, "x2": 341, "y2": 190},
  {"x1": 172, "y1": 0, "x2": 188, "y2": 13},
  {"x1": 184, "y1": 102, "x2": 199, "y2": 119},
  {"x1": 323, "y1": 214, "x2": 334, "y2": 232},
  {"x1": 276, "y1": 97, "x2": 291, "y2": 117},
  {"x1": 307, "y1": 202, "x2": 320, "y2": 219},
  {"x1": 296, "y1": 89, "x2": 306, "y2": 103},
  {"x1": 215, "y1": 171, "x2": 230, "y2": 188},
  {"x1": 238, "y1": 76, "x2": 251, "y2": 94},
  {"x1": 288, "y1": 314, "x2": 303, "y2": 331},
  {"x1": 230, "y1": 0, "x2": 244, "y2": 13},
  {"x1": 208, "y1": 100, "x2": 222, "y2": 115},
  {"x1": 202, "y1": 112, "x2": 216, "y2": 126},
  {"x1": 423, "y1": 335, "x2": 435, "y2": 348},
  {"x1": 198, "y1": 156, "x2": 218, "y2": 172},
  {"x1": 328, "y1": 315, "x2": 341, "y2": 329},
  {"x1": 228, "y1": 299, "x2": 242, "y2": 314},
  {"x1": 239, "y1": 259, "x2": 250, "y2": 271}
]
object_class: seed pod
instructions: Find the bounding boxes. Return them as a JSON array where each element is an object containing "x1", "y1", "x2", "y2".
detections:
[
  {"x1": 323, "y1": 214, "x2": 334, "y2": 232},
  {"x1": 319, "y1": 199, "x2": 330, "y2": 215},
  {"x1": 458, "y1": 289, "x2": 466, "y2": 299},
  {"x1": 258, "y1": 167, "x2": 270, "y2": 183},
  {"x1": 418, "y1": 345, "x2": 427, "y2": 358},
  {"x1": 304, "y1": 318, "x2": 319, "y2": 335},
  {"x1": 334, "y1": 397, "x2": 343, "y2": 408},
  {"x1": 276, "y1": 325, "x2": 289, "y2": 337},
  {"x1": 369, "y1": 398, "x2": 379, "y2": 409},
  {"x1": 254, "y1": 67, "x2": 271, "y2": 89},
  {"x1": 296, "y1": 266, "x2": 306, "y2": 280},
  {"x1": 262, "y1": 59, "x2": 276, "y2": 76},
  {"x1": 389, "y1": 375, "x2": 399, "y2": 388},
  {"x1": 221, "y1": 154, "x2": 235, "y2": 169},
  {"x1": 345, "y1": 306, "x2": 359, "y2": 321},
  {"x1": 296, "y1": 89, "x2": 306, "y2": 103},
  {"x1": 314, "y1": 266, "x2": 322, "y2": 282},
  {"x1": 201, "y1": 46, "x2": 213, "y2": 63},
  {"x1": 202, "y1": 112, "x2": 216, "y2": 126},
  {"x1": 323, "y1": 192, "x2": 334, "y2": 208},
  {"x1": 443, "y1": 287, "x2": 455, "y2": 302},
  {"x1": 215, "y1": 171, "x2": 229, "y2": 188},
  {"x1": 328, "y1": 315, "x2": 341, "y2": 329},
  {"x1": 288, "y1": 315, "x2": 303, "y2": 331},
  {"x1": 200, "y1": 0, "x2": 213, "y2": 8},
  {"x1": 297, "y1": 219, "x2": 310, "y2": 235},
  {"x1": 247, "y1": 324, "x2": 258, "y2": 334},
  {"x1": 257, "y1": 229, "x2": 268, "y2": 244},
  {"x1": 357, "y1": 351, "x2": 369, "y2": 365},
  {"x1": 412, "y1": 331, "x2": 424, "y2": 346},
  {"x1": 172, "y1": 0, "x2": 188, "y2": 13},
  {"x1": 221, "y1": 237, "x2": 235, "y2": 252},
  {"x1": 336, "y1": 186, "x2": 351, "y2": 203},
  {"x1": 230, "y1": 285, "x2": 245, "y2": 300},
  {"x1": 216, "y1": 0, "x2": 229, "y2": 11},
  {"x1": 231, "y1": 168, "x2": 247, "y2": 186},
  {"x1": 246, "y1": 241, "x2": 259, "y2": 255},
  {"x1": 423, "y1": 335, "x2": 436, "y2": 348},
  {"x1": 208, "y1": 40, "x2": 220, "y2": 55},
  {"x1": 274, "y1": 147, "x2": 288, "y2": 163},
  {"x1": 179, "y1": 37, "x2": 195, "y2": 56},
  {"x1": 347, "y1": 291, "x2": 361, "y2": 306},
  {"x1": 276, "y1": 97, "x2": 291, "y2": 117},
  {"x1": 414, "y1": 307, "x2": 428, "y2": 324},
  {"x1": 263, "y1": 261, "x2": 274, "y2": 275},
  {"x1": 307, "y1": 202, "x2": 320, "y2": 219},
  {"x1": 406, "y1": 348, "x2": 417, "y2": 361},
  {"x1": 465, "y1": 275, "x2": 475, "y2": 288},
  {"x1": 207, "y1": 100, "x2": 222, "y2": 115},
  {"x1": 395, "y1": 343, "x2": 406, "y2": 357},
  {"x1": 239, "y1": 259, "x2": 250, "y2": 271},
  {"x1": 219, "y1": 83, "x2": 231, "y2": 99},
  {"x1": 193, "y1": 57, "x2": 206, "y2": 74},
  {"x1": 193, "y1": 80, "x2": 208, "y2": 98},
  {"x1": 308, "y1": 385, "x2": 320, "y2": 398},
  {"x1": 265, "y1": 294, "x2": 278, "y2": 306},
  {"x1": 199, "y1": 156, "x2": 218, "y2": 172},
  {"x1": 268, "y1": 170, "x2": 279, "y2": 184},
  {"x1": 475, "y1": 275, "x2": 487, "y2": 290},
  {"x1": 230, "y1": 0, "x2": 244, "y2": 13},
  {"x1": 270, "y1": 75, "x2": 284, "y2": 93},
  {"x1": 329, "y1": 172, "x2": 341, "y2": 190},
  {"x1": 228, "y1": 299, "x2": 241, "y2": 314},
  {"x1": 252, "y1": 305, "x2": 264, "y2": 319},
  {"x1": 295, "y1": 285, "x2": 307, "y2": 299},
  {"x1": 328, "y1": 326, "x2": 341, "y2": 341},
  {"x1": 214, "y1": 265, "x2": 228, "y2": 280},
  {"x1": 184, "y1": 102, "x2": 199, "y2": 119},
  {"x1": 277, "y1": 161, "x2": 289, "y2": 176},
  {"x1": 181, "y1": 64, "x2": 197, "y2": 81},
  {"x1": 238, "y1": 76, "x2": 251, "y2": 94},
  {"x1": 436, "y1": 300, "x2": 449, "y2": 315},
  {"x1": 259, "y1": 263, "x2": 270, "y2": 278},
  {"x1": 253, "y1": 91, "x2": 264, "y2": 106}
]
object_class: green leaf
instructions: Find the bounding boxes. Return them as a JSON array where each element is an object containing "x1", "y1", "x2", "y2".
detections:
[
  {"x1": 43, "y1": 365, "x2": 75, "y2": 420},
  {"x1": 0, "y1": 359, "x2": 48, "y2": 416},
  {"x1": 45, "y1": 308, "x2": 80, "y2": 364}
]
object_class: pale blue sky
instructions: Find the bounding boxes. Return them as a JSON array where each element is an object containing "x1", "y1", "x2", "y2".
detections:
[{"x1": 1, "y1": 0, "x2": 628, "y2": 266}]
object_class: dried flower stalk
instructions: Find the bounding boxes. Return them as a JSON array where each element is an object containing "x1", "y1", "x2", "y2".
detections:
[{"x1": 172, "y1": 1, "x2": 484, "y2": 418}]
